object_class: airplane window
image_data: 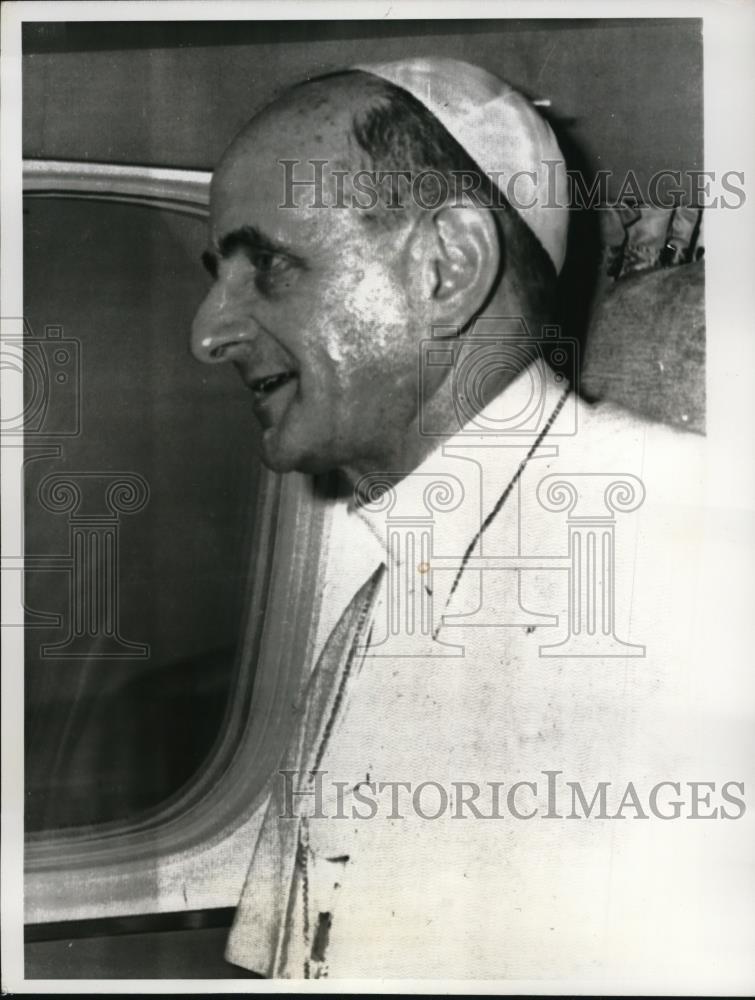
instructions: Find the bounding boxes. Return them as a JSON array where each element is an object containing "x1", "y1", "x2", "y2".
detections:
[{"x1": 23, "y1": 195, "x2": 266, "y2": 831}]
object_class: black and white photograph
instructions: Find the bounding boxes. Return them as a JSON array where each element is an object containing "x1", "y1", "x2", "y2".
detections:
[{"x1": 1, "y1": 1, "x2": 754, "y2": 992}]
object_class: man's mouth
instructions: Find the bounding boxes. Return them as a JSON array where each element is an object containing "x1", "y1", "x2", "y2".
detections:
[
  {"x1": 245, "y1": 369, "x2": 299, "y2": 430},
  {"x1": 248, "y1": 371, "x2": 297, "y2": 397}
]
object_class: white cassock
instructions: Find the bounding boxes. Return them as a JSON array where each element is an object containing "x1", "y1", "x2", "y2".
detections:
[{"x1": 226, "y1": 361, "x2": 755, "y2": 988}]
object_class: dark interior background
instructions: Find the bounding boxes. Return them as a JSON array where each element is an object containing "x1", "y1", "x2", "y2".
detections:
[
  {"x1": 23, "y1": 18, "x2": 703, "y2": 190},
  {"x1": 23, "y1": 198, "x2": 261, "y2": 830}
]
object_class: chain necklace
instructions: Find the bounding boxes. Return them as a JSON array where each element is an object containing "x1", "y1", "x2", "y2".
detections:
[{"x1": 437, "y1": 384, "x2": 572, "y2": 630}]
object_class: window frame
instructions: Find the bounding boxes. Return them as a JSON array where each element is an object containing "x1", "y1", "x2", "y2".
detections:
[{"x1": 23, "y1": 160, "x2": 331, "y2": 924}]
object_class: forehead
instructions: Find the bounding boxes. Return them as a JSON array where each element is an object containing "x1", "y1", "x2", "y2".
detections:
[{"x1": 208, "y1": 84, "x2": 369, "y2": 251}]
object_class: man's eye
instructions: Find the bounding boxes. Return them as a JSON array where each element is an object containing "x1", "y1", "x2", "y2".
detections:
[{"x1": 252, "y1": 251, "x2": 287, "y2": 275}]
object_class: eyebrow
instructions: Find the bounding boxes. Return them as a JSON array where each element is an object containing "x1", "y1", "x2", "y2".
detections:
[{"x1": 201, "y1": 224, "x2": 297, "y2": 278}]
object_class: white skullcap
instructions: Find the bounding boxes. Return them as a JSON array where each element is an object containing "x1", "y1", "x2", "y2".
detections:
[{"x1": 353, "y1": 57, "x2": 569, "y2": 274}]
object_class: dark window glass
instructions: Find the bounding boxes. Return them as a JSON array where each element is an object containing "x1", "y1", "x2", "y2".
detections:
[{"x1": 23, "y1": 196, "x2": 263, "y2": 831}]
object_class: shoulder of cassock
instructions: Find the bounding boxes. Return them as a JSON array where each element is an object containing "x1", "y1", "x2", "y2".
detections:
[
  {"x1": 319, "y1": 390, "x2": 711, "y2": 779},
  {"x1": 233, "y1": 382, "x2": 752, "y2": 986}
]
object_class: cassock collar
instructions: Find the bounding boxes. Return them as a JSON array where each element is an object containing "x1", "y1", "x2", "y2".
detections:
[{"x1": 350, "y1": 358, "x2": 571, "y2": 617}]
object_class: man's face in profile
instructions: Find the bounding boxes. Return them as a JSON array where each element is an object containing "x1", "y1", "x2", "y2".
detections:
[{"x1": 192, "y1": 81, "x2": 431, "y2": 478}]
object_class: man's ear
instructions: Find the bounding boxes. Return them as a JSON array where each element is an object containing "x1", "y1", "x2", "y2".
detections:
[{"x1": 421, "y1": 204, "x2": 501, "y2": 327}]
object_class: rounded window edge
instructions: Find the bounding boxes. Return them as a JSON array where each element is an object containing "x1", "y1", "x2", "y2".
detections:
[{"x1": 21, "y1": 164, "x2": 333, "y2": 919}]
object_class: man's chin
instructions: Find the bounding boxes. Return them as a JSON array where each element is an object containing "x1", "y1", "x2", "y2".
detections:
[{"x1": 260, "y1": 433, "x2": 340, "y2": 477}]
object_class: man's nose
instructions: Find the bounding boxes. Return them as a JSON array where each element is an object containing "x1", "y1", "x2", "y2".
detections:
[{"x1": 191, "y1": 287, "x2": 257, "y2": 365}]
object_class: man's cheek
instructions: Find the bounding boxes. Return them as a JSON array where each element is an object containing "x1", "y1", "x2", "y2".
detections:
[{"x1": 342, "y1": 274, "x2": 408, "y2": 341}]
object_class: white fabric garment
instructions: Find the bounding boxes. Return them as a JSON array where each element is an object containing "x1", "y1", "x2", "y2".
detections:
[{"x1": 226, "y1": 361, "x2": 753, "y2": 987}]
